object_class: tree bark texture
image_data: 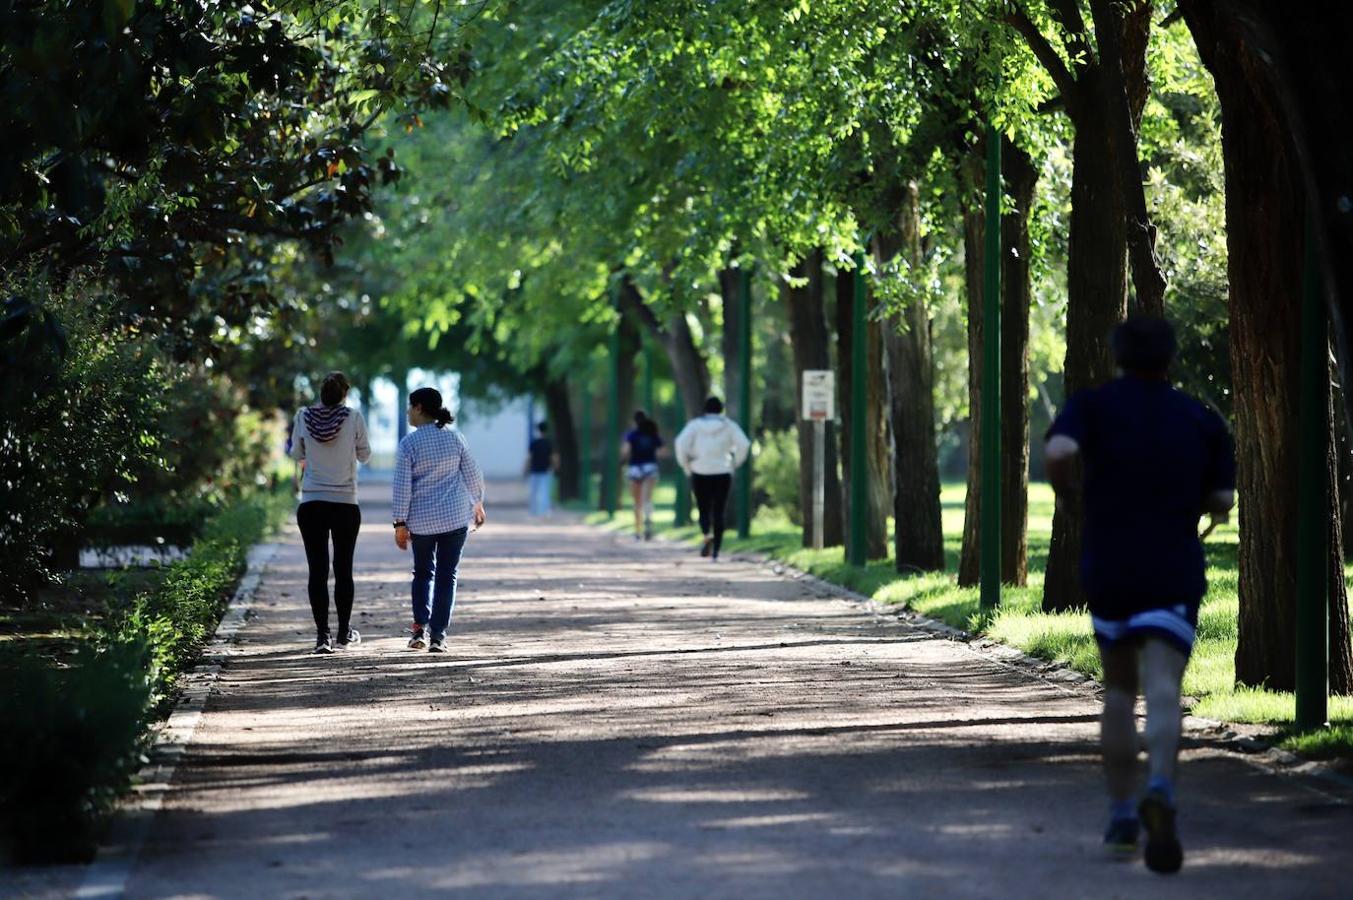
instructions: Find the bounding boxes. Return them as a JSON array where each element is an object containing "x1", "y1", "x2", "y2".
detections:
[
  {"x1": 958, "y1": 139, "x2": 1036, "y2": 588},
  {"x1": 835, "y1": 268, "x2": 891, "y2": 560},
  {"x1": 1041, "y1": 88, "x2": 1132, "y2": 613},
  {"x1": 618, "y1": 276, "x2": 711, "y2": 418},
  {"x1": 1183, "y1": 1, "x2": 1353, "y2": 693},
  {"x1": 875, "y1": 181, "x2": 944, "y2": 572},
  {"x1": 783, "y1": 250, "x2": 844, "y2": 547},
  {"x1": 719, "y1": 267, "x2": 742, "y2": 416},
  {"x1": 543, "y1": 375, "x2": 580, "y2": 501}
]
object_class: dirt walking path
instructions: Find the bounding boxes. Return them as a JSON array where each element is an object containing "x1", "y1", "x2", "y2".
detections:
[{"x1": 18, "y1": 480, "x2": 1353, "y2": 898}]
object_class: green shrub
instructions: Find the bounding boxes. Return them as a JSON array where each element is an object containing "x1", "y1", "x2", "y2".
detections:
[
  {"x1": 0, "y1": 640, "x2": 153, "y2": 864},
  {"x1": 756, "y1": 427, "x2": 802, "y2": 525}
]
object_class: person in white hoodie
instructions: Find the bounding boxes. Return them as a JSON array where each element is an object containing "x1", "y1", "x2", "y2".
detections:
[
  {"x1": 288, "y1": 372, "x2": 372, "y2": 654},
  {"x1": 674, "y1": 396, "x2": 751, "y2": 560}
]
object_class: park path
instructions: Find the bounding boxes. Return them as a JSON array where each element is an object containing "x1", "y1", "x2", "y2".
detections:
[{"x1": 61, "y1": 482, "x2": 1353, "y2": 896}]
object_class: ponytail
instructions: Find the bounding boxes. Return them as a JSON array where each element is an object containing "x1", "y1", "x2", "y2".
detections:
[{"x1": 409, "y1": 386, "x2": 455, "y2": 429}]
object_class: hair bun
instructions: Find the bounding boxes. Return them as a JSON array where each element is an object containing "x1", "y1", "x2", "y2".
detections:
[{"x1": 436, "y1": 408, "x2": 454, "y2": 427}]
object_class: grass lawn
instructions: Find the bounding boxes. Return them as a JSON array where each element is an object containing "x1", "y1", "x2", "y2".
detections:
[{"x1": 585, "y1": 476, "x2": 1353, "y2": 763}]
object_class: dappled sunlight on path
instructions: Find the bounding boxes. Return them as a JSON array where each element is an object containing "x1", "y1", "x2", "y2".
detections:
[{"x1": 115, "y1": 481, "x2": 1353, "y2": 898}]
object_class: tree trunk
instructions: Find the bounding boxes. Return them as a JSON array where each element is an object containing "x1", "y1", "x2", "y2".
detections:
[
  {"x1": 835, "y1": 267, "x2": 890, "y2": 559},
  {"x1": 876, "y1": 181, "x2": 944, "y2": 572},
  {"x1": 618, "y1": 276, "x2": 711, "y2": 417},
  {"x1": 543, "y1": 375, "x2": 580, "y2": 501},
  {"x1": 616, "y1": 310, "x2": 641, "y2": 446},
  {"x1": 719, "y1": 267, "x2": 741, "y2": 413},
  {"x1": 784, "y1": 250, "x2": 844, "y2": 547},
  {"x1": 1042, "y1": 85, "x2": 1132, "y2": 612},
  {"x1": 394, "y1": 370, "x2": 409, "y2": 443},
  {"x1": 1183, "y1": 1, "x2": 1353, "y2": 693},
  {"x1": 959, "y1": 139, "x2": 1037, "y2": 588}
]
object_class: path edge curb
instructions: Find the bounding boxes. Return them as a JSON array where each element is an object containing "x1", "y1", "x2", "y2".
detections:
[{"x1": 75, "y1": 540, "x2": 281, "y2": 899}]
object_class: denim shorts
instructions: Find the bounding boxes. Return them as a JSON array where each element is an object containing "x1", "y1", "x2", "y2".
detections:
[{"x1": 627, "y1": 462, "x2": 659, "y2": 482}]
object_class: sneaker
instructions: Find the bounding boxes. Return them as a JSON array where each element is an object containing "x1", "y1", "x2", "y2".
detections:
[
  {"x1": 1103, "y1": 817, "x2": 1140, "y2": 859},
  {"x1": 314, "y1": 633, "x2": 333, "y2": 654},
  {"x1": 408, "y1": 624, "x2": 427, "y2": 650},
  {"x1": 644, "y1": 520, "x2": 653, "y2": 541},
  {"x1": 337, "y1": 628, "x2": 361, "y2": 648},
  {"x1": 633, "y1": 532, "x2": 642, "y2": 542},
  {"x1": 700, "y1": 536, "x2": 713, "y2": 557},
  {"x1": 428, "y1": 634, "x2": 448, "y2": 653},
  {"x1": 1139, "y1": 790, "x2": 1183, "y2": 874}
]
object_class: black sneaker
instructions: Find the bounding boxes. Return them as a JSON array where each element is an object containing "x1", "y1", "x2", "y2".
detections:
[
  {"x1": 1103, "y1": 817, "x2": 1140, "y2": 859},
  {"x1": 408, "y1": 624, "x2": 427, "y2": 650},
  {"x1": 1139, "y1": 790, "x2": 1183, "y2": 874},
  {"x1": 429, "y1": 634, "x2": 448, "y2": 653},
  {"x1": 314, "y1": 633, "x2": 333, "y2": 654},
  {"x1": 644, "y1": 520, "x2": 654, "y2": 541},
  {"x1": 337, "y1": 628, "x2": 361, "y2": 648}
]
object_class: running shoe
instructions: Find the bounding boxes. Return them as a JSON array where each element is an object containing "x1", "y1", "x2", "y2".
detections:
[
  {"x1": 337, "y1": 628, "x2": 361, "y2": 648},
  {"x1": 429, "y1": 635, "x2": 448, "y2": 653},
  {"x1": 408, "y1": 624, "x2": 427, "y2": 650},
  {"x1": 644, "y1": 520, "x2": 653, "y2": 541},
  {"x1": 314, "y1": 633, "x2": 333, "y2": 654},
  {"x1": 1138, "y1": 789, "x2": 1183, "y2": 874},
  {"x1": 1103, "y1": 817, "x2": 1140, "y2": 859},
  {"x1": 700, "y1": 536, "x2": 713, "y2": 557}
]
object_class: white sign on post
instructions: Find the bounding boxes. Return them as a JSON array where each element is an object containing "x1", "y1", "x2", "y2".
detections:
[
  {"x1": 801, "y1": 370, "x2": 835, "y2": 421},
  {"x1": 801, "y1": 370, "x2": 835, "y2": 550}
]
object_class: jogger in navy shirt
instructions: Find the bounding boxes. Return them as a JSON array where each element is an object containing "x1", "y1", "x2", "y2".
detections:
[{"x1": 1045, "y1": 316, "x2": 1235, "y2": 875}]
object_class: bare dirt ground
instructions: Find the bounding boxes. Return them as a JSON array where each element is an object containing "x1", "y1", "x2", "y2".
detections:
[{"x1": 8, "y1": 480, "x2": 1353, "y2": 898}]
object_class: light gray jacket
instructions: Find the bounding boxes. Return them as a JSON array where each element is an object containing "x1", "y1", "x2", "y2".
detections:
[
  {"x1": 674, "y1": 414, "x2": 751, "y2": 476},
  {"x1": 289, "y1": 408, "x2": 372, "y2": 504}
]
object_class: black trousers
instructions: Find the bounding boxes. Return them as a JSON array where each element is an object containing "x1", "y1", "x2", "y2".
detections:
[
  {"x1": 690, "y1": 473, "x2": 733, "y2": 557},
  {"x1": 296, "y1": 500, "x2": 361, "y2": 637}
]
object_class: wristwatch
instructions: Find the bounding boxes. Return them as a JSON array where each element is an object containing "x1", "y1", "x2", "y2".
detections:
[{"x1": 393, "y1": 521, "x2": 407, "y2": 530}]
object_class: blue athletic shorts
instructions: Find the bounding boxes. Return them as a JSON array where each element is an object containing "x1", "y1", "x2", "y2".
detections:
[
  {"x1": 627, "y1": 462, "x2": 659, "y2": 482},
  {"x1": 1092, "y1": 604, "x2": 1198, "y2": 657}
]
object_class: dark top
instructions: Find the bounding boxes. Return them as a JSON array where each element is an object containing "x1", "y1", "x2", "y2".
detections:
[
  {"x1": 528, "y1": 437, "x2": 554, "y2": 474},
  {"x1": 625, "y1": 429, "x2": 663, "y2": 466},
  {"x1": 1046, "y1": 376, "x2": 1235, "y2": 618}
]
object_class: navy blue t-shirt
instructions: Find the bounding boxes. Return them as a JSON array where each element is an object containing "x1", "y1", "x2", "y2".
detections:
[
  {"x1": 1046, "y1": 377, "x2": 1235, "y2": 618},
  {"x1": 528, "y1": 437, "x2": 553, "y2": 474},
  {"x1": 625, "y1": 429, "x2": 663, "y2": 465}
]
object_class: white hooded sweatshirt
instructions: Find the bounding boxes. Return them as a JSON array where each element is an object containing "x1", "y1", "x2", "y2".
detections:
[{"x1": 674, "y1": 414, "x2": 751, "y2": 476}]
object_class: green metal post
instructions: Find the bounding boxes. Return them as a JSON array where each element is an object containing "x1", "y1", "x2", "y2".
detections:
[
  {"x1": 736, "y1": 266, "x2": 753, "y2": 538},
  {"x1": 672, "y1": 391, "x2": 691, "y2": 527},
  {"x1": 603, "y1": 286, "x2": 621, "y2": 517},
  {"x1": 579, "y1": 377, "x2": 592, "y2": 509},
  {"x1": 979, "y1": 125, "x2": 1003, "y2": 611},
  {"x1": 847, "y1": 252, "x2": 869, "y2": 567},
  {"x1": 1296, "y1": 218, "x2": 1329, "y2": 729}
]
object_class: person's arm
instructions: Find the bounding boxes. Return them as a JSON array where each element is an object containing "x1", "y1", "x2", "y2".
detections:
[
  {"x1": 288, "y1": 412, "x2": 306, "y2": 462},
  {"x1": 619, "y1": 438, "x2": 631, "y2": 466},
  {"x1": 353, "y1": 411, "x2": 372, "y2": 464},
  {"x1": 1203, "y1": 411, "x2": 1238, "y2": 521},
  {"x1": 458, "y1": 432, "x2": 487, "y2": 527},
  {"x1": 392, "y1": 439, "x2": 413, "y2": 550},
  {"x1": 674, "y1": 424, "x2": 693, "y2": 472},
  {"x1": 1044, "y1": 392, "x2": 1088, "y2": 499},
  {"x1": 730, "y1": 422, "x2": 751, "y2": 468}
]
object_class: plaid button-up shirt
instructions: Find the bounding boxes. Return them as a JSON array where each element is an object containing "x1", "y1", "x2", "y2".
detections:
[{"x1": 392, "y1": 424, "x2": 485, "y2": 535}]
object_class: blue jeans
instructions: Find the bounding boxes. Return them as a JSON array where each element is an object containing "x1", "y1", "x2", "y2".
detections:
[
  {"x1": 410, "y1": 527, "x2": 468, "y2": 638},
  {"x1": 528, "y1": 471, "x2": 553, "y2": 516}
]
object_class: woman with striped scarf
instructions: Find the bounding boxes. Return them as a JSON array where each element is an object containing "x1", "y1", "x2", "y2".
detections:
[{"x1": 288, "y1": 371, "x2": 372, "y2": 653}]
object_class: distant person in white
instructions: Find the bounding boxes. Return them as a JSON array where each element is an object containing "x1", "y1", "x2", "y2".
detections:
[
  {"x1": 288, "y1": 371, "x2": 372, "y2": 654},
  {"x1": 674, "y1": 396, "x2": 750, "y2": 560}
]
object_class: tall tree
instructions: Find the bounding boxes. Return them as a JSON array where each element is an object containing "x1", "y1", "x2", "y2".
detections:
[
  {"x1": 783, "y1": 251, "x2": 844, "y2": 547},
  {"x1": 959, "y1": 137, "x2": 1039, "y2": 587},
  {"x1": 835, "y1": 267, "x2": 891, "y2": 560},
  {"x1": 1180, "y1": 1, "x2": 1353, "y2": 692}
]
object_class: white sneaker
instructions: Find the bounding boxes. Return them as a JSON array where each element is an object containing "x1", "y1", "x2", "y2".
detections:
[
  {"x1": 429, "y1": 635, "x2": 448, "y2": 653},
  {"x1": 337, "y1": 628, "x2": 361, "y2": 648},
  {"x1": 408, "y1": 625, "x2": 427, "y2": 650}
]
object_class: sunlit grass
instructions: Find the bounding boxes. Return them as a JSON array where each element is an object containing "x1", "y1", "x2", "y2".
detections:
[{"x1": 588, "y1": 476, "x2": 1353, "y2": 760}]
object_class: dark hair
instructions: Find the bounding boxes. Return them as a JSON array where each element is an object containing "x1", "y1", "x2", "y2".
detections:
[
  {"x1": 320, "y1": 371, "x2": 350, "y2": 406},
  {"x1": 634, "y1": 410, "x2": 659, "y2": 439},
  {"x1": 409, "y1": 386, "x2": 454, "y2": 428},
  {"x1": 1111, "y1": 316, "x2": 1177, "y2": 375},
  {"x1": 537, "y1": 421, "x2": 549, "y2": 434},
  {"x1": 704, "y1": 396, "x2": 724, "y2": 415}
]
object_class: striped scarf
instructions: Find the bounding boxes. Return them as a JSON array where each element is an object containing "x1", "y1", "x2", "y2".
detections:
[{"x1": 304, "y1": 405, "x2": 350, "y2": 443}]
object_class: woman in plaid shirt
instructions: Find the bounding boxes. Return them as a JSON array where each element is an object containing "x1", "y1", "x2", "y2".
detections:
[{"x1": 392, "y1": 387, "x2": 486, "y2": 653}]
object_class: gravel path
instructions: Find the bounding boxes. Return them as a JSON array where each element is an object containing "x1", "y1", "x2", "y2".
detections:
[{"x1": 14, "y1": 481, "x2": 1353, "y2": 898}]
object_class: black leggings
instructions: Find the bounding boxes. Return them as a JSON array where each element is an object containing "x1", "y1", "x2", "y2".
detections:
[
  {"x1": 296, "y1": 501, "x2": 361, "y2": 637},
  {"x1": 690, "y1": 473, "x2": 733, "y2": 557}
]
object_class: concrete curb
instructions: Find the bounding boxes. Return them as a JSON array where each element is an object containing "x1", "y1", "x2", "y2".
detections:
[{"x1": 75, "y1": 541, "x2": 281, "y2": 899}]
